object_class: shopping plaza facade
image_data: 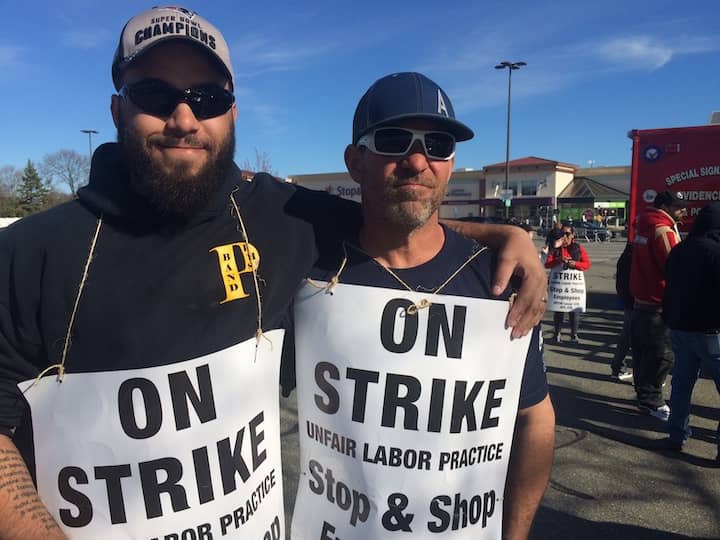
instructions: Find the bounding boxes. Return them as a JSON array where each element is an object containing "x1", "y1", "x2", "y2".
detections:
[{"x1": 289, "y1": 156, "x2": 631, "y2": 227}]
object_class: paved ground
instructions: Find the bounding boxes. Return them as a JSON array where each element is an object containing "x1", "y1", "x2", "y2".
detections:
[{"x1": 280, "y1": 237, "x2": 720, "y2": 539}]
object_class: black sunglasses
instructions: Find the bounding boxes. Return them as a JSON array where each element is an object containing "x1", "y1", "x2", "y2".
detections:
[
  {"x1": 118, "y1": 79, "x2": 235, "y2": 119},
  {"x1": 563, "y1": 231, "x2": 574, "y2": 236}
]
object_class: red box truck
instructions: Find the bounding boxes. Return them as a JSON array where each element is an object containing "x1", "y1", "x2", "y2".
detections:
[{"x1": 628, "y1": 124, "x2": 720, "y2": 239}]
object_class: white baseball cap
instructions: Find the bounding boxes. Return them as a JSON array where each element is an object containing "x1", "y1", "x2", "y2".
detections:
[{"x1": 111, "y1": 6, "x2": 234, "y2": 90}]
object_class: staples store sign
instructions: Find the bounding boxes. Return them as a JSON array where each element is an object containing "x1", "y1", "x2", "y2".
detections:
[{"x1": 323, "y1": 181, "x2": 362, "y2": 202}]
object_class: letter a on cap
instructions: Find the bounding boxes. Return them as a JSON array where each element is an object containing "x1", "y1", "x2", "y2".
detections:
[{"x1": 437, "y1": 89, "x2": 449, "y2": 117}]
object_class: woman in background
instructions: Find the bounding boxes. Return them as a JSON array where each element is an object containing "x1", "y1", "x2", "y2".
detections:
[{"x1": 545, "y1": 226, "x2": 592, "y2": 343}]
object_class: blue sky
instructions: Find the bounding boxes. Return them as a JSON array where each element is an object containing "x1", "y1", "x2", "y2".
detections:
[{"x1": 1, "y1": 0, "x2": 718, "y2": 179}]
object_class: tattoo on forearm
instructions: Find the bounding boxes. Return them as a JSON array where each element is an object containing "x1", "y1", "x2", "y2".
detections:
[{"x1": 0, "y1": 448, "x2": 61, "y2": 532}]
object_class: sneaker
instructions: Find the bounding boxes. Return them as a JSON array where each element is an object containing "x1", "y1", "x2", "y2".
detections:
[
  {"x1": 568, "y1": 335, "x2": 580, "y2": 344},
  {"x1": 548, "y1": 334, "x2": 560, "y2": 344},
  {"x1": 639, "y1": 404, "x2": 671, "y2": 421},
  {"x1": 612, "y1": 370, "x2": 634, "y2": 383}
]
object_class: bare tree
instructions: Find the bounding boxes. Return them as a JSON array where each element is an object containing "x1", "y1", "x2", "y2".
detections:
[
  {"x1": 241, "y1": 148, "x2": 279, "y2": 178},
  {"x1": 0, "y1": 165, "x2": 22, "y2": 196},
  {"x1": 40, "y1": 150, "x2": 90, "y2": 196}
]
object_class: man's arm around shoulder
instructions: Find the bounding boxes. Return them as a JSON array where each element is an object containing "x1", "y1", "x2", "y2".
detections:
[
  {"x1": 503, "y1": 395, "x2": 555, "y2": 540},
  {"x1": 0, "y1": 434, "x2": 67, "y2": 540}
]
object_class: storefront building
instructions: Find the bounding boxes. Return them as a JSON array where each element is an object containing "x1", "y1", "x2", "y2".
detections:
[
  {"x1": 482, "y1": 157, "x2": 576, "y2": 226},
  {"x1": 287, "y1": 160, "x2": 631, "y2": 227},
  {"x1": 557, "y1": 176, "x2": 629, "y2": 224},
  {"x1": 439, "y1": 169, "x2": 484, "y2": 219}
]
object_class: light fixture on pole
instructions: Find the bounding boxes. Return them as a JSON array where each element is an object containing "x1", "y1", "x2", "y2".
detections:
[
  {"x1": 494, "y1": 60, "x2": 526, "y2": 219},
  {"x1": 80, "y1": 129, "x2": 99, "y2": 161}
]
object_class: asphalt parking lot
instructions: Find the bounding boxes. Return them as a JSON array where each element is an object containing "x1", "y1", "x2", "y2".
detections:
[{"x1": 280, "y1": 237, "x2": 720, "y2": 539}]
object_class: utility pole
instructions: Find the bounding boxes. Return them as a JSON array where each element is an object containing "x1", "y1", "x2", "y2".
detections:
[
  {"x1": 494, "y1": 61, "x2": 526, "y2": 220},
  {"x1": 80, "y1": 129, "x2": 99, "y2": 162}
]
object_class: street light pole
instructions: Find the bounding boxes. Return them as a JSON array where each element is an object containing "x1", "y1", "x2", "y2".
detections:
[
  {"x1": 494, "y1": 61, "x2": 526, "y2": 220},
  {"x1": 80, "y1": 129, "x2": 99, "y2": 162}
]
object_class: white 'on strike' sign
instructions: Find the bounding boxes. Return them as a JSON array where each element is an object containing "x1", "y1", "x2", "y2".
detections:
[
  {"x1": 291, "y1": 282, "x2": 531, "y2": 539},
  {"x1": 19, "y1": 331, "x2": 286, "y2": 540}
]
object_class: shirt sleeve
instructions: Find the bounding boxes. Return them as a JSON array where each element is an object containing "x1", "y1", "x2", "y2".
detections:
[
  {"x1": 518, "y1": 325, "x2": 549, "y2": 409},
  {"x1": 0, "y1": 232, "x2": 41, "y2": 438},
  {"x1": 544, "y1": 249, "x2": 561, "y2": 269}
]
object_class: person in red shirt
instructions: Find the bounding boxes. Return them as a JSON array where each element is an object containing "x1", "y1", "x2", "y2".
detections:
[
  {"x1": 630, "y1": 190, "x2": 686, "y2": 420},
  {"x1": 545, "y1": 226, "x2": 592, "y2": 343}
]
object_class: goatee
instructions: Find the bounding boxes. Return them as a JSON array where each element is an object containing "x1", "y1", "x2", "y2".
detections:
[
  {"x1": 384, "y1": 199, "x2": 440, "y2": 231},
  {"x1": 381, "y1": 176, "x2": 441, "y2": 231},
  {"x1": 117, "y1": 117, "x2": 235, "y2": 220}
]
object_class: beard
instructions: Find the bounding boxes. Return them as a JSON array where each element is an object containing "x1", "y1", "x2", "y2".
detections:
[
  {"x1": 117, "y1": 115, "x2": 235, "y2": 220},
  {"x1": 378, "y1": 176, "x2": 443, "y2": 231},
  {"x1": 384, "y1": 197, "x2": 440, "y2": 230}
]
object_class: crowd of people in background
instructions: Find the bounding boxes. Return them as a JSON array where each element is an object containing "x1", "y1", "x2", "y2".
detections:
[
  {"x1": 541, "y1": 192, "x2": 719, "y2": 464},
  {"x1": 619, "y1": 192, "x2": 719, "y2": 464},
  {"x1": 513, "y1": 194, "x2": 718, "y2": 464}
]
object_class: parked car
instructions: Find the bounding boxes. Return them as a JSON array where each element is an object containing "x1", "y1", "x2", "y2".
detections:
[{"x1": 574, "y1": 222, "x2": 614, "y2": 242}]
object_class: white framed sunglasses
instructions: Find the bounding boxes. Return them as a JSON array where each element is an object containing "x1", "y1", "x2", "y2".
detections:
[{"x1": 357, "y1": 127, "x2": 456, "y2": 160}]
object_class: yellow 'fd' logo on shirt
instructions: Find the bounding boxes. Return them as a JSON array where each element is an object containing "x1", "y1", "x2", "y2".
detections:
[{"x1": 209, "y1": 242, "x2": 260, "y2": 303}]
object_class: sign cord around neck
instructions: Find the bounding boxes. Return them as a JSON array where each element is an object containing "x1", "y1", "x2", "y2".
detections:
[
  {"x1": 308, "y1": 240, "x2": 487, "y2": 315},
  {"x1": 29, "y1": 215, "x2": 104, "y2": 390},
  {"x1": 230, "y1": 189, "x2": 272, "y2": 352}
]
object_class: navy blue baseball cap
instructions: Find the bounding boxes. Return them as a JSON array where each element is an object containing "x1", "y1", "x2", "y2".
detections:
[{"x1": 352, "y1": 72, "x2": 474, "y2": 144}]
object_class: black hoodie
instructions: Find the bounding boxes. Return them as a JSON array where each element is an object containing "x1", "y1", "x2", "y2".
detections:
[
  {"x1": 0, "y1": 143, "x2": 359, "y2": 470},
  {"x1": 663, "y1": 202, "x2": 720, "y2": 331}
]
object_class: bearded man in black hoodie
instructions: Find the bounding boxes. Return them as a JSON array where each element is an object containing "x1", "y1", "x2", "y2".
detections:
[{"x1": 662, "y1": 202, "x2": 720, "y2": 464}]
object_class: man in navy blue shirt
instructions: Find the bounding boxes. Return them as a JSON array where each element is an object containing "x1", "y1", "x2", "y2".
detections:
[{"x1": 293, "y1": 73, "x2": 555, "y2": 540}]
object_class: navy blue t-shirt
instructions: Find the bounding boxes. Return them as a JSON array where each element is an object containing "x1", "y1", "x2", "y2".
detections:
[{"x1": 301, "y1": 225, "x2": 548, "y2": 410}]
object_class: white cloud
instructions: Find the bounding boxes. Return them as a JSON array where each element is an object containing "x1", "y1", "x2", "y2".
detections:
[
  {"x1": 594, "y1": 34, "x2": 720, "y2": 70},
  {"x1": 415, "y1": 20, "x2": 720, "y2": 113},
  {"x1": 596, "y1": 36, "x2": 673, "y2": 69}
]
